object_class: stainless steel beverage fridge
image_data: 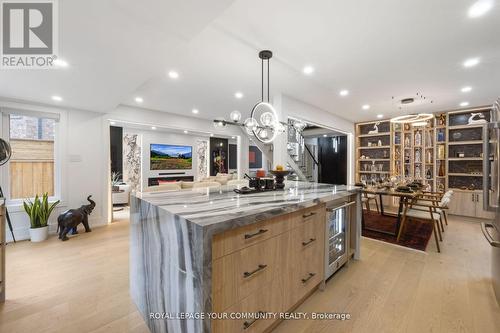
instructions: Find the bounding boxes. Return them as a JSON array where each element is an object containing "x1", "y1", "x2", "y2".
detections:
[
  {"x1": 482, "y1": 98, "x2": 500, "y2": 305},
  {"x1": 325, "y1": 199, "x2": 356, "y2": 279}
]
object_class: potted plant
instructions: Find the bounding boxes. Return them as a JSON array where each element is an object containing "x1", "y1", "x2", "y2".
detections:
[
  {"x1": 23, "y1": 193, "x2": 60, "y2": 242},
  {"x1": 111, "y1": 171, "x2": 122, "y2": 191}
]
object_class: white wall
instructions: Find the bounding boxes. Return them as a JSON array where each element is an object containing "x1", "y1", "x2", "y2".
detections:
[
  {"x1": 123, "y1": 127, "x2": 210, "y2": 189},
  {"x1": 273, "y1": 94, "x2": 355, "y2": 184},
  {"x1": 0, "y1": 100, "x2": 109, "y2": 241}
]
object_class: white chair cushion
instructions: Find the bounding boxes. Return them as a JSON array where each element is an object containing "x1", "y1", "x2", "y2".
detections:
[{"x1": 405, "y1": 208, "x2": 440, "y2": 221}]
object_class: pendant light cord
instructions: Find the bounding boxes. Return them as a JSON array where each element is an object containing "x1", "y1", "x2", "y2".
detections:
[
  {"x1": 261, "y1": 59, "x2": 264, "y2": 102},
  {"x1": 267, "y1": 59, "x2": 270, "y2": 103}
]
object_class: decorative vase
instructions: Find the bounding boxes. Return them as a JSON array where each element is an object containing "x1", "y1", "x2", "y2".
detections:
[
  {"x1": 270, "y1": 170, "x2": 290, "y2": 190},
  {"x1": 29, "y1": 226, "x2": 49, "y2": 242}
]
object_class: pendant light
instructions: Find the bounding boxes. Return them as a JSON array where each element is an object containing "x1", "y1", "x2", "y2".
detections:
[{"x1": 242, "y1": 50, "x2": 280, "y2": 144}]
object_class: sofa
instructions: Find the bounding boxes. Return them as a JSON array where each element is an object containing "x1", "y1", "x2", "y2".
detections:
[
  {"x1": 112, "y1": 184, "x2": 131, "y2": 205},
  {"x1": 141, "y1": 174, "x2": 243, "y2": 193}
]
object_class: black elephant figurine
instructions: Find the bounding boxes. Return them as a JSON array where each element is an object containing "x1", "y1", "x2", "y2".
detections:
[{"x1": 57, "y1": 195, "x2": 96, "y2": 241}]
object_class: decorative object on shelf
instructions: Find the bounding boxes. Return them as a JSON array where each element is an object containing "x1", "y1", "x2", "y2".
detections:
[
  {"x1": 383, "y1": 150, "x2": 388, "y2": 158},
  {"x1": 426, "y1": 150, "x2": 432, "y2": 163},
  {"x1": 367, "y1": 142, "x2": 372, "y2": 147},
  {"x1": 426, "y1": 168, "x2": 432, "y2": 179},
  {"x1": 57, "y1": 195, "x2": 95, "y2": 241},
  {"x1": 23, "y1": 193, "x2": 60, "y2": 242},
  {"x1": 452, "y1": 131, "x2": 462, "y2": 140},
  {"x1": 437, "y1": 145, "x2": 445, "y2": 159},
  {"x1": 404, "y1": 135, "x2": 411, "y2": 147},
  {"x1": 415, "y1": 149, "x2": 421, "y2": 163},
  {"x1": 368, "y1": 122, "x2": 380, "y2": 134},
  {"x1": 438, "y1": 114, "x2": 446, "y2": 126},
  {"x1": 457, "y1": 152, "x2": 465, "y2": 158},
  {"x1": 468, "y1": 112, "x2": 487, "y2": 125},
  {"x1": 415, "y1": 130, "x2": 422, "y2": 146},
  {"x1": 437, "y1": 129, "x2": 445, "y2": 142},
  {"x1": 415, "y1": 165, "x2": 421, "y2": 179},
  {"x1": 377, "y1": 139, "x2": 382, "y2": 146},
  {"x1": 438, "y1": 161, "x2": 445, "y2": 177}
]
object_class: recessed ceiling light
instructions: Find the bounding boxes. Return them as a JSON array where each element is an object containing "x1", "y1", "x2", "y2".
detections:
[
  {"x1": 362, "y1": 104, "x2": 370, "y2": 110},
  {"x1": 168, "y1": 70, "x2": 179, "y2": 79},
  {"x1": 460, "y1": 101, "x2": 470, "y2": 107},
  {"x1": 51, "y1": 95, "x2": 62, "y2": 102},
  {"x1": 110, "y1": 121, "x2": 116, "y2": 125},
  {"x1": 234, "y1": 91, "x2": 243, "y2": 99},
  {"x1": 461, "y1": 86, "x2": 472, "y2": 93},
  {"x1": 303, "y1": 66, "x2": 314, "y2": 75},
  {"x1": 151, "y1": 126, "x2": 156, "y2": 130},
  {"x1": 468, "y1": 0, "x2": 493, "y2": 18},
  {"x1": 53, "y1": 58, "x2": 68, "y2": 67},
  {"x1": 463, "y1": 57, "x2": 480, "y2": 68},
  {"x1": 135, "y1": 96, "x2": 143, "y2": 103},
  {"x1": 183, "y1": 130, "x2": 188, "y2": 134},
  {"x1": 231, "y1": 136, "x2": 235, "y2": 139},
  {"x1": 192, "y1": 109, "x2": 199, "y2": 114},
  {"x1": 377, "y1": 114, "x2": 383, "y2": 119},
  {"x1": 323, "y1": 134, "x2": 328, "y2": 137},
  {"x1": 210, "y1": 133, "x2": 214, "y2": 137},
  {"x1": 339, "y1": 90, "x2": 349, "y2": 96}
]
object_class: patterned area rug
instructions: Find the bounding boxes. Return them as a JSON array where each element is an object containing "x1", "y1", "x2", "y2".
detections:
[{"x1": 362, "y1": 210, "x2": 434, "y2": 251}]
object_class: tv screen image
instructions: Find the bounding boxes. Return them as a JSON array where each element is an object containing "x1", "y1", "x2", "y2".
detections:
[{"x1": 150, "y1": 144, "x2": 192, "y2": 170}]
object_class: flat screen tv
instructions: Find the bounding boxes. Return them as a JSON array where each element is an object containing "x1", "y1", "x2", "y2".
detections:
[{"x1": 150, "y1": 144, "x2": 192, "y2": 170}]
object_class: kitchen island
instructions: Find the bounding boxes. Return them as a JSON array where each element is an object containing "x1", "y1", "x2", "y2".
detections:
[{"x1": 130, "y1": 182, "x2": 361, "y2": 333}]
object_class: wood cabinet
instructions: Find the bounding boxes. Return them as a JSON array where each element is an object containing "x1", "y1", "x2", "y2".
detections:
[
  {"x1": 448, "y1": 190, "x2": 495, "y2": 219},
  {"x1": 212, "y1": 204, "x2": 325, "y2": 333}
]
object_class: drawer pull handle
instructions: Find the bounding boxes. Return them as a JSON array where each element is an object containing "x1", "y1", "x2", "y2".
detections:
[
  {"x1": 243, "y1": 264, "x2": 267, "y2": 278},
  {"x1": 243, "y1": 311, "x2": 264, "y2": 330},
  {"x1": 302, "y1": 212, "x2": 317, "y2": 219},
  {"x1": 302, "y1": 238, "x2": 316, "y2": 246},
  {"x1": 301, "y1": 272, "x2": 316, "y2": 284},
  {"x1": 244, "y1": 229, "x2": 268, "y2": 239}
]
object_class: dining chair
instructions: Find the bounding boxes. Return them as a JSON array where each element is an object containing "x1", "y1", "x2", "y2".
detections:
[
  {"x1": 362, "y1": 193, "x2": 380, "y2": 213},
  {"x1": 397, "y1": 194, "x2": 448, "y2": 253}
]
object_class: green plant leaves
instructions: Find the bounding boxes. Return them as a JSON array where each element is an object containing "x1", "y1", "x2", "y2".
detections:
[{"x1": 22, "y1": 193, "x2": 60, "y2": 229}]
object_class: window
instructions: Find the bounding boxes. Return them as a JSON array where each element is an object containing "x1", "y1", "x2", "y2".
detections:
[{"x1": 9, "y1": 114, "x2": 56, "y2": 199}]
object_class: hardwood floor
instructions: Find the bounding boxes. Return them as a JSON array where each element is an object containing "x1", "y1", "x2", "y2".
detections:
[{"x1": 1, "y1": 214, "x2": 499, "y2": 333}]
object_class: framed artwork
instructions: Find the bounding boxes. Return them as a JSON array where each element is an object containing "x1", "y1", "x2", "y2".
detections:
[{"x1": 249, "y1": 146, "x2": 262, "y2": 169}]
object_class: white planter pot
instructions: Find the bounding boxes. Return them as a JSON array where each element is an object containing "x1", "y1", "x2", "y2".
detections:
[{"x1": 29, "y1": 226, "x2": 49, "y2": 242}]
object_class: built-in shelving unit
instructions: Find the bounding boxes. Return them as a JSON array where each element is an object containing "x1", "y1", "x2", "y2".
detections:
[
  {"x1": 355, "y1": 120, "x2": 391, "y2": 184},
  {"x1": 446, "y1": 108, "x2": 490, "y2": 191}
]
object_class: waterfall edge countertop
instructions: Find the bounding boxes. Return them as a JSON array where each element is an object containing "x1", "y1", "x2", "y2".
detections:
[{"x1": 130, "y1": 182, "x2": 361, "y2": 333}]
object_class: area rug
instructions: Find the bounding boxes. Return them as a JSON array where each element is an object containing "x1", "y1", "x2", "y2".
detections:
[{"x1": 362, "y1": 210, "x2": 434, "y2": 251}]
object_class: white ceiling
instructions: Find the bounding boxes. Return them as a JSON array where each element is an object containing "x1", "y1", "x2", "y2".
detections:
[{"x1": 0, "y1": 0, "x2": 499, "y2": 122}]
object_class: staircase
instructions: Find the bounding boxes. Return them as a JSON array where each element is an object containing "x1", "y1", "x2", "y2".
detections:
[{"x1": 287, "y1": 127, "x2": 318, "y2": 182}]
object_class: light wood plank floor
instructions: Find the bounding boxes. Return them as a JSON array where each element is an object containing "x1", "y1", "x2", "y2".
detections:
[{"x1": 1, "y1": 214, "x2": 499, "y2": 333}]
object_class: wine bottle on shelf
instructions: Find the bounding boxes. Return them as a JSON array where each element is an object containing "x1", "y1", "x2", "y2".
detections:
[
  {"x1": 426, "y1": 168, "x2": 432, "y2": 179},
  {"x1": 438, "y1": 162, "x2": 445, "y2": 177}
]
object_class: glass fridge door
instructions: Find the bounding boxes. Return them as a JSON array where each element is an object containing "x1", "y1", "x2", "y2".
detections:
[{"x1": 328, "y1": 207, "x2": 346, "y2": 266}]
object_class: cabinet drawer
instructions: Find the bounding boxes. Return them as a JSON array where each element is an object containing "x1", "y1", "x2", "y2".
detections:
[
  {"x1": 290, "y1": 204, "x2": 325, "y2": 229},
  {"x1": 212, "y1": 279, "x2": 282, "y2": 333},
  {"x1": 284, "y1": 223, "x2": 324, "y2": 308},
  {"x1": 213, "y1": 233, "x2": 285, "y2": 312},
  {"x1": 212, "y1": 214, "x2": 288, "y2": 260}
]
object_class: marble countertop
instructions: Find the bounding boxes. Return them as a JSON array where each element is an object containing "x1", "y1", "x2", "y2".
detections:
[{"x1": 134, "y1": 181, "x2": 360, "y2": 231}]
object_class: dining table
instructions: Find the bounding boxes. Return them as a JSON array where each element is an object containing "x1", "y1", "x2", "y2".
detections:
[{"x1": 362, "y1": 187, "x2": 421, "y2": 236}]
